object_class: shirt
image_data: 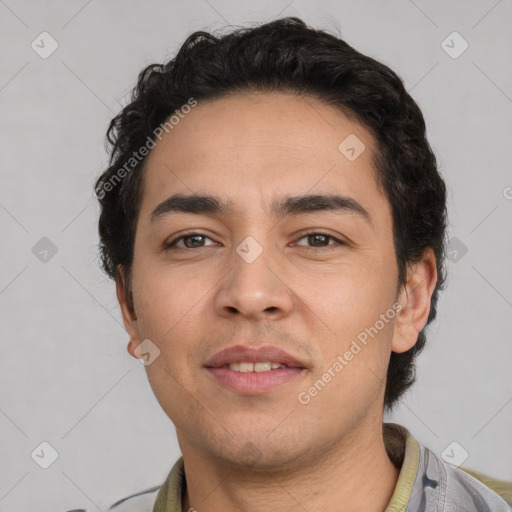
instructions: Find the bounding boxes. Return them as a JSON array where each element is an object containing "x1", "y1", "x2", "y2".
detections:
[{"x1": 99, "y1": 423, "x2": 512, "y2": 511}]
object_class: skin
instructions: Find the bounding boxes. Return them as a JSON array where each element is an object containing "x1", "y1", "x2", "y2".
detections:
[{"x1": 117, "y1": 91, "x2": 438, "y2": 512}]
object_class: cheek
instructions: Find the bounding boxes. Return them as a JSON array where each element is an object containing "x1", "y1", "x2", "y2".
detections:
[
  {"x1": 132, "y1": 264, "x2": 207, "y2": 415},
  {"x1": 297, "y1": 260, "x2": 397, "y2": 398},
  {"x1": 131, "y1": 257, "x2": 207, "y2": 337},
  {"x1": 298, "y1": 258, "x2": 395, "y2": 337}
]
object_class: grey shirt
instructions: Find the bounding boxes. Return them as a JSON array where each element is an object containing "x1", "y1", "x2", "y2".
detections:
[{"x1": 72, "y1": 423, "x2": 512, "y2": 511}]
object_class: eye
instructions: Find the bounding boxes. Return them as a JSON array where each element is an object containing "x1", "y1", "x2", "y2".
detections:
[
  {"x1": 164, "y1": 231, "x2": 345, "y2": 251},
  {"x1": 294, "y1": 232, "x2": 345, "y2": 249},
  {"x1": 165, "y1": 233, "x2": 217, "y2": 249}
]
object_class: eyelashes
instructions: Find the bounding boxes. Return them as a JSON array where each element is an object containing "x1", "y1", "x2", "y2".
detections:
[
  {"x1": 294, "y1": 232, "x2": 345, "y2": 249},
  {"x1": 165, "y1": 231, "x2": 346, "y2": 251},
  {"x1": 166, "y1": 233, "x2": 217, "y2": 250}
]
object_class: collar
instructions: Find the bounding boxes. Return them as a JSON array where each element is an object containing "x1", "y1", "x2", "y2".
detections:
[{"x1": 152, "y1": 423, "x2": 421, "y2": 512}]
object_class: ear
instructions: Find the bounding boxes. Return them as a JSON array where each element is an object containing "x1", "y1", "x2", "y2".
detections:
[
  {"x1": 391, "y1": 248, "x2": 438, "y2": 354},
  {"x1": 116, "y1": 265, "x2": 142, "y2": 359}
]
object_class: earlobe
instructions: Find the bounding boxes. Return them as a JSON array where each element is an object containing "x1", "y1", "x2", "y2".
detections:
[
  {"x1": 115, "y1": 265, "x2": 142, "y2": 359},
  {"x1": 391, "y1": 248, "x2": 438, "y2": 354}
]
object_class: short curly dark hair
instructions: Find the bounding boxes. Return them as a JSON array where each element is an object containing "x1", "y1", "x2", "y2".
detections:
[{"x1": 95, "y1": 17, "x2": 447, "y2": 410}]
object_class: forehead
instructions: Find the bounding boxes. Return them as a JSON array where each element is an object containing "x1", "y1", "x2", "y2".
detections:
[{"x1": 139, "y1": 92, "x2": 387, "y2": 221}]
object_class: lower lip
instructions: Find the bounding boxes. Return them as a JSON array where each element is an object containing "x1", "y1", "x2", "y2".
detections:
[{"x1": 206, "y1": 367, "x2": 306, "y2": 394}]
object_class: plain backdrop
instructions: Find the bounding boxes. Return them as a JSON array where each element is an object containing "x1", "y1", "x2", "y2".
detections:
[{"x1": 0, "y1": 0, "x2": 511, "y2": 510}]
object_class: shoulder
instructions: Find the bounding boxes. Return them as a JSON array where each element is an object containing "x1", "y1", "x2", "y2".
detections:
[
  {"x1": 392, "y1": 423, "x2": 512, "y2": 512},
  {"x1": 447, "y1": 463, "x2": 512, "y2": 510},
  {"x1": 63, "y1": 485, "x2": 161, "y2": 512},
  {"x1": 460, "y1": 467, "x2": 512, "y2": 506},
  {"x1": 430, "y1": 448, "x2": 512, "y2": 511},
  {"x1": 107, "y1": 485, "x2": 161, "y2": 511}
]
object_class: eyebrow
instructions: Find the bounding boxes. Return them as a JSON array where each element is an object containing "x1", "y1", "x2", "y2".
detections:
[{"x1": 150, "y1": 193, "x2": 373, "y2": 227}]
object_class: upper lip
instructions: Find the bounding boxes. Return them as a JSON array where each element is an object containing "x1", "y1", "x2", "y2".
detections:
[{"x1": 204, "y1": 345, "x2": 306, "y2": 368}]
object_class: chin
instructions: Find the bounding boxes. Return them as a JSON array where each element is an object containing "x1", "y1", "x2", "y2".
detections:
[{"x1": 203, "y1": 427, "x2": 312, "y2": 471}]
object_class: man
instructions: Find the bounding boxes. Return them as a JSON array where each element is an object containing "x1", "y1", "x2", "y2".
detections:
[{"x1": 90, "y1": 17, "x2": 511, "y2": 512}]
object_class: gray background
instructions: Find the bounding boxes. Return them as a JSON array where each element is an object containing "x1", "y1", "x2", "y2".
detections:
[{"x1": 0, "y1": 0, "x2": 511, "y2": 510}]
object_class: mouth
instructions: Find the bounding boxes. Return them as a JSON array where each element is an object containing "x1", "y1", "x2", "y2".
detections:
[
  {"x1": 204, "y1": 345, "x2": 307, "y2": 394},
  {"x1": 218, "y1": 361, "x2": 292, "y2": 372}
]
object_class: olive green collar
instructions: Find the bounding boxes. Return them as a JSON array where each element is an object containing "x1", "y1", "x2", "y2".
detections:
[{"x1": 153, "y1": 422, "x2": 419, "y2": 512}]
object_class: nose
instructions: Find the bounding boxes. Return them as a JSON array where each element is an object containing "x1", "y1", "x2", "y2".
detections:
[{"x1": 213, "y1": 237, "x2": 295, "y2": 322}]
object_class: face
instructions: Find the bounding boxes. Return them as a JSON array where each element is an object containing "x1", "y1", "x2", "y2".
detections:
[{"x1": 118, "y1": 92, "x2": 434, "y2": 469}]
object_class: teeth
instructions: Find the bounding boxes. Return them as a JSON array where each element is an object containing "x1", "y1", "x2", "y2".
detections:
[
  {"x1": 254, "y1": 362, "x2": 271, "y2": 372},
  {"x1": 238, "y1": 362, "x2": 253, "y2": 373},
  {"x1": 228, "y1": 362, "x2": 286, "y2": 372}
]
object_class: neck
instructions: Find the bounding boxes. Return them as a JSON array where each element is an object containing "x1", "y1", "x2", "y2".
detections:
[{"x1": 179, "y1": 419, "x2": 400, "y2": 512}]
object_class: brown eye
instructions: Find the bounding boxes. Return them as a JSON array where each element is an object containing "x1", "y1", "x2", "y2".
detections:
[
  {"x1": 166, "y1": 233, "x2": 216, "y2": 249},
  {"x1": 295, "y1": 232, "x2": 344, "y2": 249}
]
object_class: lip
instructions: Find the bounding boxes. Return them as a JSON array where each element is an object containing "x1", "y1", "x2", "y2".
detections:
[
  {"x1": 204, "y1": 345, "x2": 306, "y2": 369},
  {"x1": 204, "y1": 345, "x2": 307, "y2": 394}
]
